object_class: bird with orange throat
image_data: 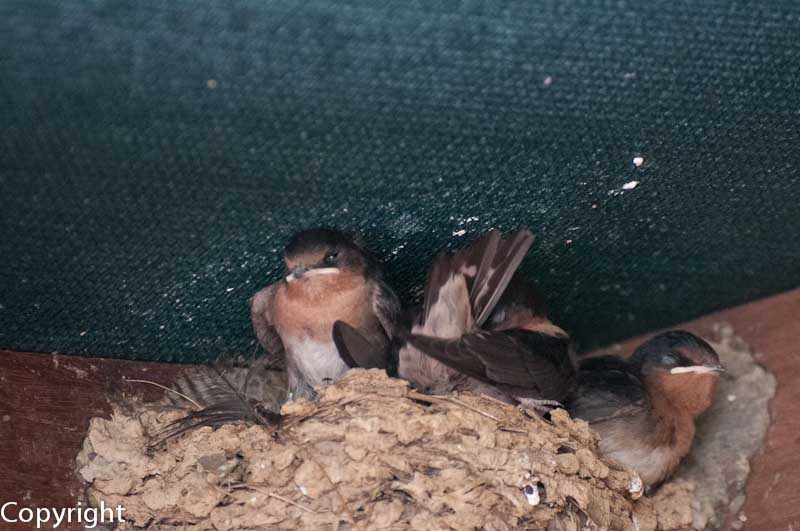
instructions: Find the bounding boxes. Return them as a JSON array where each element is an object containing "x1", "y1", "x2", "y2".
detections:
[
  {"x1": 566, "y1": 331, "x2": 724, "y2": 487},
  {"x1": 250, "y1": 228, "x2": 402, "y2": 400}
]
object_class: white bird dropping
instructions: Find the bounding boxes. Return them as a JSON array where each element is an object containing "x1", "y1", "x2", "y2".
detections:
[{"x1": 523, "y1": 485, "x2": 540, "y2": 506}]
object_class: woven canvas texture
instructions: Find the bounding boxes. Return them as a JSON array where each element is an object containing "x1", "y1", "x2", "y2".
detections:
[{"x1": 1, "y1": 1, "x2": 798, "y2": 362}]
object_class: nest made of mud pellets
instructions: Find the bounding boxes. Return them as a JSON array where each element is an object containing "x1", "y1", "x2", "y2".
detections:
[
  {"x1": 78, "y1": 369, "x2": 713, "y2": 530},
  {"x1": 76, "y1": 329, "x2": 773, "y2": 531}
]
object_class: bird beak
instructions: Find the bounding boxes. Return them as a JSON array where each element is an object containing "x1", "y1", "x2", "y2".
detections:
[
  {"x1": 306, "y1": 267, "x2": 341, "y2": 277},
  {"x1": 285, "y1": 265, "x2": 307, "y2": 283},
  {"x1": 670, "y1": 365, "x2": 725, "y2": 375},
  {"x1": 286, "y1": 265, "x2": 340, "y2": 283}
]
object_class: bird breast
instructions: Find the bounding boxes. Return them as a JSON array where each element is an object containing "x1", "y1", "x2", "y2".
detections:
[
  {"x1": 274, "y1": 272, "x2": 373, "y2": 341},
  {"x1": 273, "y1": 271, "x2": 377, "y2": 387},
  {"x1": 283, "y1": 335, "x2": 350, "y2": 387},
  {"x1": 593, "y1": 405, "x2": 695, "y2": 486}
]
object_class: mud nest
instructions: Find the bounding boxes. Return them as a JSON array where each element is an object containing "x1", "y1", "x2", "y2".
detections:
[{"x1": 76, "y1": 329, "x2": 773, "y2": 530}]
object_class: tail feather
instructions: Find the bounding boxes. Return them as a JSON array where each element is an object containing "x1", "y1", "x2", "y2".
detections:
[
  {"x1": 469, "y1": 229, "x2": 535, "y2": 326},
  {"x1": 421, "y1": 229, "x2": 534, "y2": 329},
  {"x1": 150, "y1": 400, "x2": 281, "y2": 446},
  {"x1": 148, "y1": 354, "x2": 284, "y2": 448},
  {"x1": 421, "y1": 253, "x2": 455, "y2": 327}
]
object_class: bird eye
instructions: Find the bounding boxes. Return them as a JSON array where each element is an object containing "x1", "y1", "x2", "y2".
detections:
[
  {"x1": 324, "y1": 251, "x2": 339, "y2": 265},
  {"x1": 659, "y1": 353, "x2": 679, "y2": 366}
]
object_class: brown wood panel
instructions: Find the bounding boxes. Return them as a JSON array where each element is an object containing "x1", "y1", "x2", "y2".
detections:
[
  {"x1": 0, "y1": 288, "x2": 797, "y2": 530},
  {"x1": 0, "y1": 351, "x2": 185, "y2": 531}
]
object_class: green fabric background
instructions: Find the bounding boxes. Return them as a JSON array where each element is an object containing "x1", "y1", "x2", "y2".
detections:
[{"x1": 1, "y1": 1, "x2": 798, "y2": 363}]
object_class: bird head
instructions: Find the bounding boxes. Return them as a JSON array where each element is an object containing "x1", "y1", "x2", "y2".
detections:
[
  {"x1": 631, "y1": 330, "x2": 724, "y2": 416},
  {"x1": 283, "y1": 228, "x2": 374, "y2": 283}
]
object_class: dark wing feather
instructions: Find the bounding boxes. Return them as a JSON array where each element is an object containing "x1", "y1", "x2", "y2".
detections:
[
  {"x1": 370, "y1": 276, "x2": 403, "y2": 340},
  {"x1": 332, "y1": 320, "x2": 388, "y2": 369},
  {"x1": 249, "y1": 283, "x2": 286, "y2": 363},
  {"x1": 408, "y1": 329, "x2": 574, "y2": 401},
  {"x1": 486, "y1": 272, "x2": 549, "y2": 330},
  {"x1": 409, "y1": 333, "x2": 491, "y2": 382},
  {"x1": 150, "y1": 364, "x2": 282, "y2": 447},
  {"x1": 469, "y1": 230, "x2": 535, "y2": 326},
  {"x1": 466, "y1": 230, "x2": 501, "y2": 320},
  {"x1": 420, "y1": 231, "x2": 495, "y2": 326},
  {"x1": 482, "y1": 329, "x2": 574, "y2": 399},
  {"x1": 420, "y1": 229, "x2": 535, "y2": 329},
  {"x1": 150, "y1": 399, "x2": 281, "y2": 445},
  {"x1": 421, "y1": 253, "x2": 455, "y2": 326},
  {"x1": 566, "y1": 356, "x2": 648, "y2": 422},
  {"x1": 329, "y1": 275, "x2": 400, "y2": 370},
  {"x1": 424, "y1": 229, "x2": 498, "y2": 325}
]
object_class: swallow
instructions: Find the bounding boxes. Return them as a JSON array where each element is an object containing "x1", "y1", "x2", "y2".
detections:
[
  {"x1": 566, "y1": 330, "x2": 723, "y2": 487},
  {"x1": 250, "y1": 228, "x2": 402, "y2": 400},
  {"x1": 336, "y1": 229, "x2": 575, "y2": 410}
]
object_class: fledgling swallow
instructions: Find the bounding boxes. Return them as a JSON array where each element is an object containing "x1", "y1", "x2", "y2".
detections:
[
  {"x1": 335, "y1": 229, "x2": 575, "y2": 410},
  {"x1": 566, "y1": 330, "x2": 723, "y2": 487},
  {"x1": 250, "y1": 228, "x2": 402, "y2": 400}
]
